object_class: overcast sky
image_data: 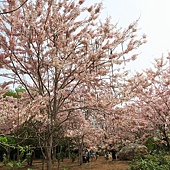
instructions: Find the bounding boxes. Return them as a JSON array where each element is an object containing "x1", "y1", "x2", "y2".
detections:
[{"x1": 85, "y1": 0, "x2": 170, "y2": 72}]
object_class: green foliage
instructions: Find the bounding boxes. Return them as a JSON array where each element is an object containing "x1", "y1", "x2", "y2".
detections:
[
  {"x1": 15, "y1": 85, "x2": 26, "y2": 94},
  {"x1": 3, "y1": 90, "x2": 20, "y2": 98},
  {"x1": 8, "y1": 161, "x2": 22, "y2": 169},
  {"x1": 18, "y1": 145, "x2": 29, "y2": 158},
  {"x1": 6, "y1": 137, "x2": 16, "y2": 145},
  {"x1": 19, "y1": 145, "x2": 29, "y2": 153},
  {"x1": 59, "y1": 152, "x2": 65, "y2": 161},
  {"x1": 3, "y1": 91, "x2": 17, "y2": 98},
  {"x1": 3, "y1": 153, "x2": 8, "y2": 165},
  {"x1": 0, "y1": 135, "x2": 16, "y2": 147},
  {"x1": 63, "y1": 168, "x2": 68, "y2": 170},
  {"x1": 0, "y1": 136, "x2": 7, "y2": 144},
  {"x1": 56, "y1": 152, "x2": 65, "y2": 161},
  {"x1": 3, "y1": 85, "x2": 26, "y2": 98},
  {"x1": 57, "y1": 153, "x2": 61, "y2": 161},
  {"x1": 70, "y1": 153, "x2": 77, "y2": 162},
  {"x1": 129, "y1": 154, "x2": 170, "y2": 170},
  {"x1": 144, "y1": 136, "x2": 155, "y2": 152},
  {"x1": 144, "y1": 136, "x2": 168, "y2": 154}
]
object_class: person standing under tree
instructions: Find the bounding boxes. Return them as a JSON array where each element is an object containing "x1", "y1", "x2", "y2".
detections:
[
  {"x1": 111, "y1": 147, "x2": 117, "y2": 160},
  {"x1": 87, "y1": 150, "x2": 91, "y2": 163}
]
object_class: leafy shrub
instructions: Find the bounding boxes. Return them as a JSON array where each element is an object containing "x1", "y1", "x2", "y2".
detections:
[
  {"x1": 2, "y1": 153, "x2": 8, "y2": 165},
  {"x1": 144, "y1": 137, "x2": 168, "y2": 154},
  {"x1": 70, "y1": 153, "x2": 77, "y2": 162},
  {"x1": 63, "y1": 168, "x2": 68, "y2": 170},
  {"x1": 57, "y1": 153, "x2": 61, "y2": 161},
  {"x1": 8, "y1": 161, "x2": 22, "y2": 169},
  {"x1": 129, "y1": 154, "x2": 170, "y2": 170},
  {"x1": 60, "y1": 152, "x2": 65, "y2": 161},
  {"x1": 144, "y1": 136, "x2": 155, "y2": 152}
]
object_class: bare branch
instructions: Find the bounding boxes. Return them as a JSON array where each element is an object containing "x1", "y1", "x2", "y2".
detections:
[{"x1": 0, "y1": 0, "x2": 28, "y2": 15}]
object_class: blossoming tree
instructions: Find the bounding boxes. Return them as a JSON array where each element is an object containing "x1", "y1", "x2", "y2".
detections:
[
  {"x1": 0, "y1": 0, "x2": 146, "y2": 169},
  {"x1": 124, "y1": 56, "x2": 170, "y2": 149}
]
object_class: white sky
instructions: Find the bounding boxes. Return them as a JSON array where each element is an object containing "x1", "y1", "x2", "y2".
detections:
[{"x1": 85, "y1": 0, "x2": 170, "y2": 72}]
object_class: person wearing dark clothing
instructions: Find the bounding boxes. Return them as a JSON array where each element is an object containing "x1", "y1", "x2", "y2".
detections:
[
  {"x1": 82, "y1": 155, "x2": 87, "y2": 163},
  {"x1": 111, "y1": 148, "x2": 117, "y2": 160},
  {"x1": 87, "y1": 150, "x2": 90, "y2": 163},
  {"x1": 83, "y1": 150, "x2": 87, "y2": 163}
]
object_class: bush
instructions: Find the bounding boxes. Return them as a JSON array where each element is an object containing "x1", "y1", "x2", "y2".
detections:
[
  {"x1": 129, "y1": 154, "x2": 170, "y2": 170},
  {"x1": 2, "y1": 153, "x2": 8, "y2": 165},
  {"x1": 144, "y1": 137, "x2": 168, "y2": 154},
  {"x1": 57, "y1": 153, "x2": 61, "y2": 161},
  {"x1": 56, "y1": 152, "x2": 65, "y2": 162},
  {"x1": 8, "y1": 161, "x2": 22, "y2": 169},
  {"x1": 70, "y1": 153, "x2": 77, "y2": 162},
  {"x1": 60, "y1": 152, "x2": 65, "y2": 161}
]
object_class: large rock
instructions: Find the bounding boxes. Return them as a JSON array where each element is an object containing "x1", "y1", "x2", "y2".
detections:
[{"x1": 117, "y1": 143, "x2": 148, "y2": 160}]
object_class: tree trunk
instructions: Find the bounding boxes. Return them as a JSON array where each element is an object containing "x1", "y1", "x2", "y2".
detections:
[
  {"x1": 46, "y1": 134, "x2": 53, "y2": 170},
  {"x1": 42, "y1": 157, "x2": 45, "y2": 170},
  {"x1": 162, "y1": 129, "x2": 170, "y2": 152},
  {"x1": 80, "y1": 136, "x2": 84, "y2": 165},
  {"x1": 6, "y1": 147, "x2": 10, "y2": 162},
  {"x1": 57, "y1": 159, "x2": 60, "y2": 170},
  {"x1": 17, "y1": 148, "x2": 20, "y2": 161},
  {"x1": 67, "y1": 139, "x2": 70, "y2": 159},
  {"x1": 52, "y1": 146, "x2": 56, "y2": 164}
]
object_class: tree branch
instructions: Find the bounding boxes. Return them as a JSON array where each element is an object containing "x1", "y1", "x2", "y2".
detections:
[{"x1": 0, "y1": 0, "x2": 28, "y2": 15}]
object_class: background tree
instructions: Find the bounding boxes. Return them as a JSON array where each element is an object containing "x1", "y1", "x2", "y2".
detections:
[
  {"x1": 65, "y1": 110, "x2": 104, "y2": 165},
  {"x1": 124, "y1": 56, "x2": 170, "y2": 149},
  {"x1": 98, "y1": 57, "x2": 170, "y2": 149},
  {"x1": 0, "y1": 85, "x2": 28, "y2": 162}
]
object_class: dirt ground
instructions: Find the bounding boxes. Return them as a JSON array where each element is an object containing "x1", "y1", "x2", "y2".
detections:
[{"x1": 0, "y1": 156, "x2": 130, "y2": 170}]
